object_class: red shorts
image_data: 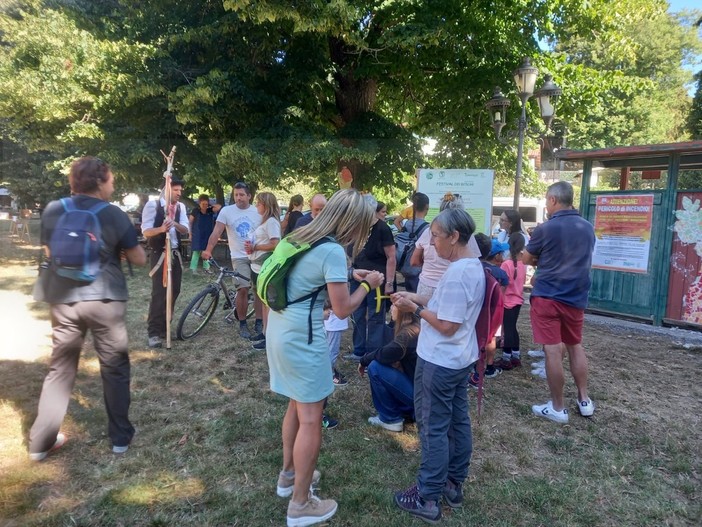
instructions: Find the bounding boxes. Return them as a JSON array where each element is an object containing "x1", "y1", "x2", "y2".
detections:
[{"x1": 530, "y1": 296, "x2": 584, "y2": 345}]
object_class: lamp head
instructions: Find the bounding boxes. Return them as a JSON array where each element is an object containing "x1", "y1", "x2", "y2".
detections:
[
  {"x1": 513, "y1": 57, "x2": 538, "y2": 103},
  {"x1": 485, "y1": 86, "x2": 511, "y2": 138},
  {"x1": 534, "y1": 74, "x2": 562, "y2": 129}
]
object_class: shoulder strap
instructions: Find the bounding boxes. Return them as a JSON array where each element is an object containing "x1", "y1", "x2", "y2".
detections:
[
  {"x1": 60, "y1": 197, "x2": 75, "y2": 212},
  {"x1": 412, "y1": 220, "x2": 429, "y2": 240},
  {"x1": 287, "y1": 237, "x2": 334, "y2": 344}
]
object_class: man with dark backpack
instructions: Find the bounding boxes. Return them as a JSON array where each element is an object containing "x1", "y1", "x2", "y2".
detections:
[
  {"x1": 30, "y1": 157, "x2": 146, "y2": 460},
  {"x1": 395, "y1": 192, "x2": 429, "y2": 292}
]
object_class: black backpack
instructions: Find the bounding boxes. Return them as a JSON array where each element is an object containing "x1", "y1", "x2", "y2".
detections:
[{"x1": 395, "y1": 219, "x2": 429, "y2": 278}]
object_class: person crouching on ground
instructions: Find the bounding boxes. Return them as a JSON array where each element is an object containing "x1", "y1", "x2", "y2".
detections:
[
  {"x1": 266, "y1": 189, "x2": 384, "y2": 527},
  {"x1": 391, "y1": 208, "x2": 485, "y2": 523},
  {"x1": 359, "y1": 306, "x2": 420, "y2": 432}
]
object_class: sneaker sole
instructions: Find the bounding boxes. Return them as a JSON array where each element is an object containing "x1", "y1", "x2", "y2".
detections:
[
  {"x1": 287, "y1": 503, "x2": 338, "y2": 527},
  {"x1": 394, "y1": 495, "x2": 441, "y2": 524},
  {"x1": 29, "y1": 433, "x2": 66, "y2": 461},
  {"x1": 442, "y1": 495, "x2": 463, "y2": 509}
]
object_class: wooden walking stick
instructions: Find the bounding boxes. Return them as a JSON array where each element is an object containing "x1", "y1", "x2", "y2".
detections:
[{"x1": 161, "y1": 146, "x2": 177, "y2": 350}]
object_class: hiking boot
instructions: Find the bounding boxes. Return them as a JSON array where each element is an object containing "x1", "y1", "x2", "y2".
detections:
[
  {"x1": 495, "y1": 358, "x2": 514, "y2": 370},
  {"x1": 532, "y1": 401, "x2": 569, "y2": 424},
  {"x1": 252, "y1": 339, "x2": 266, "y2": 350},
  {"x1": 368, "y1": 415, "x2": 403, "y2": 432},
  {"x1": 577, "y1": 398, "x2": 595, "y2": 417},
  {"x1": 287, "y1": 493, "x2": 338, "y2": 527},
  {"x1": 332, "y1": 369, "x2": 348, "y2": 386},
  {"x1": 322, "y1": 415, "x2": 338, "y2": 429},
  {"x1": 484, "y1": 365, "x2": 502, "y2": 378},
  {"x1": 239, "y1": 325, "x2": 252, "y2": 339},
  {"x1": 148, "y1": 336, "x2": 162, "y2": 348},
  {"x1": 277, "y1": 469, "x2": 321, "y2": 498},
  {"x1": 29, "y1": 433, "x2": 66, "y2": 462},
  {"x1": 442, "y1": 479, "x2": 464, "y2": 508},
  {"x1": 394, "y1": 484, "x2": 441, "y2": 524}
]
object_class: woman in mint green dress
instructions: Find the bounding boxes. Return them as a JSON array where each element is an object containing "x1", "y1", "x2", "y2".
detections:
[{"x1": 266, "y1": 190, "x2": 385, "y2": 527}]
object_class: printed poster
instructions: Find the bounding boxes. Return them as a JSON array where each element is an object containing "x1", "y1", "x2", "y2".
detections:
[
  {"x1": 416, "y1": 168, "x2": 494, "y2": 234},
  {"x1": 592, "y1": 194, "x2": 654, "y2": 273}
]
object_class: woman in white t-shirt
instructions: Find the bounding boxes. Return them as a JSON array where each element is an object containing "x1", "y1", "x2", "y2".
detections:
[
  {"x1": 391, "y1": 208, "x2": 485, "y2": 523},
  {"x1": 245, "y1": 192, "x2": 281, "y2": 345}
]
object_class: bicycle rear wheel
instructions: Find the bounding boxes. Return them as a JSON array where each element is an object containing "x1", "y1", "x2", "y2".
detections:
[{"x1": 177, "y1": 286, "x2": 220, "y2": 340}]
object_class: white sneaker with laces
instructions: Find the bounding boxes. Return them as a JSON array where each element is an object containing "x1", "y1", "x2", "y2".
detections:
[
  {"x1": 532, "y1": 401, "x2": 569, "y2": 423},
  {"x1": 578, "y1": 398, "x2": 595, "y2": 417},
  {"x1": 368, "y1": 415, "x2": 403, "y2": 432}
]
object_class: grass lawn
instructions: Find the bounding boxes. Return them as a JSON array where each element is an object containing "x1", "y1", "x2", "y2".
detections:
[{"x1": 0, "y1": 220, "x2": 700, "y2": 526}]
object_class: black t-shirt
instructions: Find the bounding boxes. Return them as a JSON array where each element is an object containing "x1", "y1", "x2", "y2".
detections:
[
  {"x1": 352, "y1": 220, "x2": 394, "y2": 273},
  {"x1": 36, "y1": 195, "x2": 139, "y2": 304},
  {"x1": 285, "y1": 210, "x2": 303, "y2": 236}
]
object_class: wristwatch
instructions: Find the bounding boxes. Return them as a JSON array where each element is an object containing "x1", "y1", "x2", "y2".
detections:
[{"x1": 414, "y1": 305, "x2": 424, "y2": 318}]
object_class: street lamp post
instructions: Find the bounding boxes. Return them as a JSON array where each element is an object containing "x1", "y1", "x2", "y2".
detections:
[{"x1": 485, "y1": 58, "x2": 562, "y2": 210}]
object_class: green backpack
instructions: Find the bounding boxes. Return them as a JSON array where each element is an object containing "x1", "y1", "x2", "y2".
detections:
[{"x1": 257, "y1": 236, "x2": 333, "y2": 343}]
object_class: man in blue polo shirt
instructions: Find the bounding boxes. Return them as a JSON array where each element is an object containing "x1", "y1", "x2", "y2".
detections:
[{"x1": 523, "y1": 181, "x2": 595, "y2": 424}]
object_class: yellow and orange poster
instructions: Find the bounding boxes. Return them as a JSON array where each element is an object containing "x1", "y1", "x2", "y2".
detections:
[{"x1": 592, "y1": 194, "x2": 654, "y2": 273}]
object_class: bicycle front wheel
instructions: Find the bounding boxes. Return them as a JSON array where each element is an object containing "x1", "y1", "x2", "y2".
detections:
[{"x1": 177, "y1": 286, "x2": 220, "y2": 340}]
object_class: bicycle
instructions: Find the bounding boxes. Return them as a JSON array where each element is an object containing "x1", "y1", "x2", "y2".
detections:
[{"x1": 176, "y1": 258, "x2": 255, "y2": 340}]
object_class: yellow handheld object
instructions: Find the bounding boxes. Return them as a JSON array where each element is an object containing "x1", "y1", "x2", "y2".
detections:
[{"x1": 375, "y1": 288, "x2": 392, "y2": 313}]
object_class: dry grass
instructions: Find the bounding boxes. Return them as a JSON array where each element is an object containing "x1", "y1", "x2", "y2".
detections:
[{"x1": 0, "y1": 221, "x2": 700, "y2": 526}]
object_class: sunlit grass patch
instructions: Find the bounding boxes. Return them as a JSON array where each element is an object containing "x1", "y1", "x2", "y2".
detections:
[{"x1": 108, "y1": 473, "x2": 205, "y2": 506}]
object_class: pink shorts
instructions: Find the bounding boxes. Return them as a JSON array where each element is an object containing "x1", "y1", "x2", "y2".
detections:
[{"x1": 530, "y1": 296, "x2": 584, "y2": 345}]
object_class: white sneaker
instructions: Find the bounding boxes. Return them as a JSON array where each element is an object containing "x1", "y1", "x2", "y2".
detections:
[
  {"x1": 532, "y1": 359, "x2": 545, "y2": 368},
  {"x1": 527, "y1": 349, "x2": 545, "y2": 358},
  {"x1": 531, "y1": 366, "x2": 546, "y2": 379},
  {"x1": 29, "y1": 433, "x2": 66, "y2": 461},
  {"x1": 577, "y1": 398, "x2": 595, "y2": 417},
  {"x1": 532, "y1": 401, "x2": 569, "y2": 424},
  {"x1": 368, "y1": 415, "x2": 403, "y2": 432}
]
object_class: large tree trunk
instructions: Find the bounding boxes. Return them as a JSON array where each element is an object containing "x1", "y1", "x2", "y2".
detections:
[{"x1": 329, "y1": 37, "x2": 378, "y2": 190}]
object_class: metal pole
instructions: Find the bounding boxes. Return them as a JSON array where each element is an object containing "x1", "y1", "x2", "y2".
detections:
[{"x1": 514, "y1": 102, "x2": 527, "y2": 210}]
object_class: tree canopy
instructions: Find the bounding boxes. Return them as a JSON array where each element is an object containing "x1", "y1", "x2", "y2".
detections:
[{"x1": 0, "y1": 0, "x2": 700, "y2": 206}]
